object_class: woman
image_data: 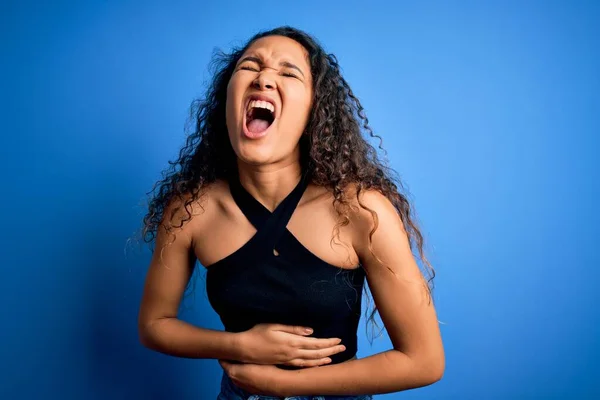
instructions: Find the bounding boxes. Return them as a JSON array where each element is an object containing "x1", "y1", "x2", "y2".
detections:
[{"x1": 138, "y1": 26, "x2": 444, "y2": 399}]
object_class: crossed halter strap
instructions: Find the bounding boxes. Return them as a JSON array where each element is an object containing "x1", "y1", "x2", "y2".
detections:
[{"x1": 228, "y1": 172, "x2": 310, "y2": 257}]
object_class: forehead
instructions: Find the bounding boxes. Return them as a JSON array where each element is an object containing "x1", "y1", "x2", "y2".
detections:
[{"x1": 242, "y1": 35, "x2": 310, "y2": 68}]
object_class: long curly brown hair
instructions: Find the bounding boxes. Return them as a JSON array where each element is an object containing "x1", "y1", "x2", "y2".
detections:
[{"x1": 139, "y1": 26, "x2": 434, "y2": 341}]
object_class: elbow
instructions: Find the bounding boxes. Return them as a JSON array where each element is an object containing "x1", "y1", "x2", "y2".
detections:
[
  {"x1": 138, "y1": 322, "x2": 153, "y2": 349},
  {"x1": 426, "y1": 359, "x2": 445, "y2": 385},
  {"x1": 389, "y1": 348, "x2": 445, "y2": 389},
  {"x1": 396, "y1": 347, "x2": 444, "y2": 388},
  {"x1": 138, "y1": 318, "x2": 160, "y2": 350},
  {"x1": 418, "y1": 352, "x2": 445, "y2": 386}
]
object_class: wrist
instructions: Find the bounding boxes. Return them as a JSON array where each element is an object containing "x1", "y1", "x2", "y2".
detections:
[
  {"x1": 231, "y1": 331, "x2": 248, "y2": 362},
  {"x1": 273, "y1": 369, "x2": 296, "y2": 397}
]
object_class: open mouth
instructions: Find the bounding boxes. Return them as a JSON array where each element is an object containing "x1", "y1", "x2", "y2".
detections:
[{"x1": 245, "y1": 99, "x2": 275, "y2": 137}]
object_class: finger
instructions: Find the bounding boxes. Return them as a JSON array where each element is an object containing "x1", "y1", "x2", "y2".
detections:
[
  {"x1": 295, "y1": 344, "x2": 346, "y2": 360},
  {"x1": 296, "y1": 336, "x2": 343, "y2": 349},
  {"x1": 273, "y1": 324, "x2": 314, "y2": 336},
  {"x1": 219, "y1": 360, "x2": 233, "y2": 372},
  {"x1": 284, "y1": 357, "x2": 333, "y2": 368}
]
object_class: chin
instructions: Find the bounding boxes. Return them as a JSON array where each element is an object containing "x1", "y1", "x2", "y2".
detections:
[{"x1": 234, "y1": 141, "x2": 276, "y2": 167}]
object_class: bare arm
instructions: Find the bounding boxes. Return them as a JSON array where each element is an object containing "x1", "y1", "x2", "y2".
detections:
[
  {"x1": 137, "y1": 198, "x2": 245, "y2": 360},
  {"x1": 278, "y1": 190, "x2": 445, "y2": 396},
  {"x1": 138, "y1": 196, "x2": 347, "y2": 366}
]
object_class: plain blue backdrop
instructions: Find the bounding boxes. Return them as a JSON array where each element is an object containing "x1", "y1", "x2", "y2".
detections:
[{"x1": 1, "y1": 1, "x2": 599, "y2": 399}]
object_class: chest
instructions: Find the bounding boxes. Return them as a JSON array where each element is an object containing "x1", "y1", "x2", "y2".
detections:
[
  {"x1": 194, "y1": 194, "x2": 359, "y2": 270},
  {"x1": 206, "y1": 248, "x2": 366, "y2": 325}
]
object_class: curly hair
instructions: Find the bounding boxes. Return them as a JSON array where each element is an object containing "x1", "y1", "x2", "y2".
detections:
[{"x1": 139, "y1": 26, "x2": 434, "y2": 342}]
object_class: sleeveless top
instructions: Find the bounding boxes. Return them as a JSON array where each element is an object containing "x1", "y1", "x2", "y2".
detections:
[{"x1": 205, "y1": 172, "x2": 366, "y2": 368}]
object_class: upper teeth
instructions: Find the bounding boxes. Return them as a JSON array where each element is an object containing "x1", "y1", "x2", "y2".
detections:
[{"x1": 248, "y1": 100, "x2": 274, "y2": 114}]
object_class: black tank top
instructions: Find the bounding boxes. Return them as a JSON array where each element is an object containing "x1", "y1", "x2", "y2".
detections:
[{"x1": 205, "y1": 172, "x2": 366, "y2": 367}]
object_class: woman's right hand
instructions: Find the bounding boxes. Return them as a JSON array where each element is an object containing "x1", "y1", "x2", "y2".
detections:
[{"x1": 236, "y1": 323, "x2": 346, "y2": 368}]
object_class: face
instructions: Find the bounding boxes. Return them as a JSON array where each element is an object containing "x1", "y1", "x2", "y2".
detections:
[{"x1": 225, "y1": 35, "x2": 313, "y2": 169}]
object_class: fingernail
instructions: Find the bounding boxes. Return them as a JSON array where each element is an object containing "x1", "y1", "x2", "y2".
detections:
[{"x1": 305, "y1": 328, "x2": 313, "y2": 334}]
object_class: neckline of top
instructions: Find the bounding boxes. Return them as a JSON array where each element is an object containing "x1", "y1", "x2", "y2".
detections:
[{"x1": 229, "y1": 171, "x2": 310, "y2": 218}]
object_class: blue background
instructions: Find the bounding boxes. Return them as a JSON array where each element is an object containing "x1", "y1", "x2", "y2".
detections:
[{"x1": 1, "y1": 1, "x2": 599, "y2": 398}]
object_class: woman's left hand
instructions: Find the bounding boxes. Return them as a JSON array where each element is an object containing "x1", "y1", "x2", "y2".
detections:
[{"x1": 219, "y1": 360, "x2": 290, "y2": 397}]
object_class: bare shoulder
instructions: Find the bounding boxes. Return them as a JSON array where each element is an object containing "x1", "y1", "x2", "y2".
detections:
[
  {"x1": 341, "y1": 185, "x2": 409, "y2": 266},
  {"x1": 348, "y1": 186, "x2": 403, "y2": 229},
  {"x1": 300, "y1": 182, "x2": 403, "y2": 236},
  {"x1": 159, "y1": 180, "x2": 228, "y2": 239}
]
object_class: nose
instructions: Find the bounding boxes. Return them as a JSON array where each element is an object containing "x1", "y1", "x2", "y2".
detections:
[{"x1": 252, "y1": 72, "x2": 276, "y2": 91}]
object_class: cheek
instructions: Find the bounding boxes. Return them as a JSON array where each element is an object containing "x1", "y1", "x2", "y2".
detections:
[
  {"x1": 227, "y1": 74, "x2": 248, "y2": 110},
  {"x1": 285, "y1": 83, "x2": 310, "y2": 105},
  {"x1": 282, "y1": 85, "x2": 312, "y2": 125},
  {"x1": 225, "y1": 79, "x2": 244, "y2": 135},
  {"x1": 225, "y1": 81, "x2": 237, "y2": 118}
]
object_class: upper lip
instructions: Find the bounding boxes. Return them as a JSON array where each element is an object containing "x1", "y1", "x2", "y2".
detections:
[{"x1": 245, "y1": 93, "x2": 278, "y2": 118}]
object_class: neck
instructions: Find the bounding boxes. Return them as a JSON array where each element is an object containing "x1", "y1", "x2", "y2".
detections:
[{"x1": 235, "y1": 162, "x2": 304, "y2": 212}]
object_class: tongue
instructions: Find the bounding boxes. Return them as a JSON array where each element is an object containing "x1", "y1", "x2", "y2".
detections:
[{"x1": 247, "y1": 118, "x2": 270, "y2": 134}]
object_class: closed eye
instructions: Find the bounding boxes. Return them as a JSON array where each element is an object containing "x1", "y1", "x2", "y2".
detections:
[
  {"x1": 240, "y1": 65, "x2": 259, "y2": 72},
  {"x1": 238, "y1": 63, "x2": 301, "y2": 80}
]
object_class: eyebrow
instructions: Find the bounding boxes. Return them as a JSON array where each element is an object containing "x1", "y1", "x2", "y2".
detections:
[{"x1": 238, "y1": 56, "x2": 305, "y2": 78}]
